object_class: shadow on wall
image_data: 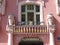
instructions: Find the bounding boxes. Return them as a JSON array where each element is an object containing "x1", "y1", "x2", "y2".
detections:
[
  {"x1": 0, "y1": 31, "x2": 8, "y2": 43},
  {"x1": 54, "y1": 16, "x2": 60, "y2": 45},
  {"x1": 0, "y1": 24, "x2": 8, "y2": 43},
  {"x1": 54, "y1": 16, "x2": 60, "y2": 34}
]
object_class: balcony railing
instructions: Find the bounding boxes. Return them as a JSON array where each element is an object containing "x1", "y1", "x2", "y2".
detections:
[{"x1": 13, "y1": 25, "x2": 49, "y2": 34}]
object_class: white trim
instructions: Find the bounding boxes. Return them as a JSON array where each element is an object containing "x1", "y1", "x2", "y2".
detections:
[
  {"x1": 34, "y1": 5, "x2": 36, "y2": 25},
  {"x1": 56, "y1": 0, "x2": 59, "y2": 15},
  {"x1": 26, "y1": 5, "x2": 27, "y2": 25},
  {"x1": 50, "y1": 32, "x2": 54, "y2": 45},
  {"x1": 8, "y1": 33, "x2": 13, "y2": 45},
  {"x1": 40, "y1": 3, "x2": 44, "y2": 25}
]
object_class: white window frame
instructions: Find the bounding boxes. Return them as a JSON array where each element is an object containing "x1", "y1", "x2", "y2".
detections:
[
  {"x1": 56, "y1": 0, "x2": 60, "y2": 15},
  {"x1": 18, "y1": 1, "x2": 44, "y2": 25}
]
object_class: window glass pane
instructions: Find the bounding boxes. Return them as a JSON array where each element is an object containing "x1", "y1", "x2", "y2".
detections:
[
  {"x1": 36, "y1": 5, "x2": 40, "y2": 12},
  {"x1": 27, "y1": 5, "x2": 34, "y2": 10},
  {"x1": 27, "y1": 12, "x2": 34, "y2": 25},
  {"x1": 36, "y1": 14, "x2": 40, "y2": 25},
  {"x1": 21, "y1": 14, "x2": 25, "y2": 25},
  {"x1": 21, "y1": 4, "x2": 40, "y2": 25},
  {"x1": 21, "y1": 5, "x2": 25, "y2": 12}
]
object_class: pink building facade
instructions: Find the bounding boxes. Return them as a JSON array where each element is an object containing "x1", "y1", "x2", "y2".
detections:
[{"x1": 0, "y1": 0, "x2": 60, "y2": 45}]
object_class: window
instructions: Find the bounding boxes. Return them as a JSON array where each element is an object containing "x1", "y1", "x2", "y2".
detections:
[
  {"x1": 36, "y1": 5, "x2": 40, "y2": 12},
  {"x1": 21, "y1": 14, "x2": 25, "y2": 25},
  {"x1": 36, "y1": 14, "x2": 40, "y2": 25},
  {"x1": 21, "y1": 4, "x2": 40, "y2": 25},
  {"x1": 21, "y1": 5, "x2": 25, "y2": 12},
  {"x1": 27, "y1": 5, "x2": 34, "y2": 10},
  {"x1": 27, "y1": 12, "x2": 34, "y2": 25}
]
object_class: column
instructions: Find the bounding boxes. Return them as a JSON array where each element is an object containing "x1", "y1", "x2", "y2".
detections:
[
  {"x1": 50, "y1": 32, "x2": 54, "y2": 45},
  {"x1": 8, "y1": 32, "x2": 13, "y2": 45},
  {"x1": 34, "y1": 5, "x2": 36, "y2": 25},
  {"x1": 40, "y1": 3, "x2": 44, "y2": 25},
  {"x1": 26, "y1": 5, "x2": 27, "y2": 25}
]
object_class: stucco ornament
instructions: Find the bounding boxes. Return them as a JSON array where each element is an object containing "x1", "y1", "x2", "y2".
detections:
[
  {"x1": 47, "y1": 14, "x2": 53, "y2": 25},
  {"x1": 8, "y1": 14, "x2": 15, "y2": 26},
  {"x1": 47, "y1": 13, "x2": 55, "y2": 32},
  {"x1": 0, "y1": 0, "x2": 6, "y2": 15},
  {"x1": 6, "y1": 14, "x2": 15, "y2": 32}
]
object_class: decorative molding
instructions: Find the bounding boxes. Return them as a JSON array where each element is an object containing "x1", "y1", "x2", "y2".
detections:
[{"x1": 6, "y1": 25, "x2": 14, "y2": 33}]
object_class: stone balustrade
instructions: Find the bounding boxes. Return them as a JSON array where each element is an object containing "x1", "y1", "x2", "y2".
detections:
[{"x1": 13, "y1": 25, "x2": 49, "y2": 34}]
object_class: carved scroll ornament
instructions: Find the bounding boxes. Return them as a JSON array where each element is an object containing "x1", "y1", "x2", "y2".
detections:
[
  {"x1": 47, "y1": 13, "x2": 55, "y2": 32},
  {"x1": 47, "y1": 14, "x2": 54, "y2": 25}
]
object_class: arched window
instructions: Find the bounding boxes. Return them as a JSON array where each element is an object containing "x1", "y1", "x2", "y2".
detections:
[
  {"x1": 18, "y1": 38, "x2": 43, "y2": 45},
  {"x1": 21, "y1": 4, "x2": 40, "y2": 25}
]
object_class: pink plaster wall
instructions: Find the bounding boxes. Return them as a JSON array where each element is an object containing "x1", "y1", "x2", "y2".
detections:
[{"x1": 0, "y1": 0, "x2": 60, "y2": 45}]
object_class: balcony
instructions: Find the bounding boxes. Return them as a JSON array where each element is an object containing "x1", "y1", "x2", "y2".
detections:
[{"x1": 13, "y1": 24, "x2": 49, "y2": 34}]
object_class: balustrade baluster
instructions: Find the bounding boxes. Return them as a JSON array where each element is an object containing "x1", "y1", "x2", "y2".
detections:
[
  {"x1": 21, "y1": 27, "x2": 23, "y2": 33},
  {"x1": 29, "y1": 27, "x2": 30, "y2": 33},
  {"x1": 27, "y1": 27, "x2": 28, "y2": 33},
  {"x1": 14, "y1": 26, "x2": 16, "y2": 32},
  {"x1": 24, "y1": 27, "x2": 25, "y2": 33},
  {"x1": 32, "y1": 27, "x2": 33, "y2": 33},
  {"x1": 37, "y1": 27, "x2": 39, "y2": 33},
  {"x1": 40, "y1": 26, "x2": 42, "y2": 33},
  {"x1": 34, "y1": 27, "x2": 36, "y2": 33},
  {"x1": 20, "y1": 27, "x2": 21, "y2": 33},
  {"x1": 42, "y1": 26, "x2": 44, "y2": 33}
]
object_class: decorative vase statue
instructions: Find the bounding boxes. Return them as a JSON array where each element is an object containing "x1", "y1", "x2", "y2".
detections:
[
  {"x1": 8, "y1": 14, "x2": 15, "y2": 26},
  {"x1": 47, "y1": 13, "x2": 55, "y2": 31},
  {"x1": 47, "y1": 14, "x2": 53, "y2": 26}
]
